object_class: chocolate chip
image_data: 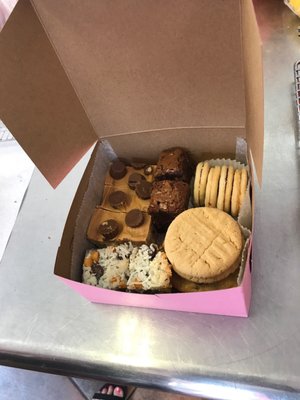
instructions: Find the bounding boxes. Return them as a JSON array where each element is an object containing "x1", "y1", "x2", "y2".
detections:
[
  {"x1": 125, "y1": 209, "x2": 144, "y2": 228},
  {"x1": 148, "y1": 243, "x2": 158, "y2": 259},
  {"x1": 98, "y1": 219, "x2": 120, "y2": 240},
  {"x1": 135, "y1": 180, "x2": 152, "y2": 199},
  {"x1": 91, "y1": 263, "x2": 104, "y2": 280},
  {"x1": 109, "y1": 159, "x2": 127, "y2": 180},
  {"x1": 128, "y1": 173, "x2": 145, "y2": 190},
  {"x1": 131, "y1": 158, "x2": 147, "y2": 169},
  {"x1": 108, "y1": 190, "x2": 127, "y2": 209},
  {"x1": 144, "y1": 165, "x2": 153, "y2": 175}
]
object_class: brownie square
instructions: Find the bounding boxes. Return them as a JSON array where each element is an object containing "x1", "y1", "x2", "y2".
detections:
[
  {"x1": 154, "y1": 147, "x2": 193, "y2": 182},
  {"x1": 148, "y1": 180, "x2": 190, "y2": 231}
]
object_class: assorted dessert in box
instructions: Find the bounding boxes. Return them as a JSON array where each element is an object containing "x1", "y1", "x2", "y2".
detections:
[
  {"x1": 0, "y1": 0, "x2": 263, "y2": 316},
  {"x1": 82, "y1": 147, "x2": 251, "y2": 295}
]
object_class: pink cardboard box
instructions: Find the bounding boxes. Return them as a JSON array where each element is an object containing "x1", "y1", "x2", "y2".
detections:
[
  {"x1": 60, "y1": 239, "x2": 253, "y2": 317},
  {"x1": 0, "y1": 0, "x2": 263, "y2": 316}
]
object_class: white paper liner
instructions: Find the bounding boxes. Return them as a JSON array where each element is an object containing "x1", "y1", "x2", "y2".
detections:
[
  {"x1": 237, "y1": 225, "x2": 251, "y2": 286},
  {"x1": 235, "y1": 137, "x2": 248, "y2": 165},
  {"x1": 238, "y1": 183, "x2": 251, "y2": 230}
]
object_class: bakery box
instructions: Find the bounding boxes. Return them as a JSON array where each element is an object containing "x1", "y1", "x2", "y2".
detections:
[{"x1": 0, "y1": 0, "x2": 263, "y2": 317}]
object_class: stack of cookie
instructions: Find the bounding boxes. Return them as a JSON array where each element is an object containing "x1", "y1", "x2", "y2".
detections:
[
  {"x1": 193, "y1": 162, "x2": 248, "y2": 218},
  {"x1": 164, "y1": 207, "x2": 244, "y2": 291}
]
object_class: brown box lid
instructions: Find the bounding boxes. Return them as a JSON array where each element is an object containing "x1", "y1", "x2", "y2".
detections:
[{"x1": 0, "y1": 0, "x2": 263, "y2": 186}]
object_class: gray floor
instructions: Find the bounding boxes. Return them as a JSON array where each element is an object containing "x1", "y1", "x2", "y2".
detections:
[
  {"x1": 0, "y1": 365, "x2": 86, "y2": 400},
  {"x1": 0, "y1": 365, "x2": 118, "y2": 399},
  {"x1": 0, "y1": 122, "x2": 34, "y2": 262},
  {"x1": 0, "y1": 366, "x2": 202, "y2": 399}
]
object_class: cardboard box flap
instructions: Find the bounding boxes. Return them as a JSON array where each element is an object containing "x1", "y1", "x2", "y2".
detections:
[
  {"x1": 31, "y1": 0, "x2": 246, "y2": 137},
  {"x1": 0, "y1": 0, "x2": 97, "y2": 188},
  {"x1": 241, "y1": 0, "x2": 264, "y2": 185},
  {"x1": 1, "y1": 0, "x2": 264, "y2": 187}
]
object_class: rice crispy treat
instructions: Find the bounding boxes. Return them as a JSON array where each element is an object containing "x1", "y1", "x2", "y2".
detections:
[
  {"x1": 82, "y1": 242, "x2": 172, "y2": 292},
  {"x1": 127, "y1": 244, "x2": 172, "y2": 292},
  {"x1": 82, "y1": 243, "x2": 133, "y2": 289}
]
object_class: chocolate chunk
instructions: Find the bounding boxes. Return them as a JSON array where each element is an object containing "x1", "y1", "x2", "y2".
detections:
[
  {"x1": 144, "y1": 165, "x2": 153, "y2": 175},
  {"x1": 109, "y1": 159, "x2": 127, "y2": 180},
  {"x1": 148, "y1": 180, "x2": 190, "y2": 231},
  {"x1": 108, "y1": 190, "x2": 127, "y2": 209},
  {"x1": 148, "y1": 243, "x2": 158, "y2": 260},
  {"x1": 131, "y1": 158, "x2": 147, "y2": 169},
  {"x1": 135, "y1": 180, "x2": 152, "y2": 199},
  {"x1": 125, "y1": 209, "x2": 144, "y2": 228},
  {"x1": 128, "y1": 172, "x2": 145, "y2": 190},
  {"x1": 91, "y1": 263, "x2": 104, "y2": 280},
  {"x1": 154, "y1": 147, "x2": 193, "y2": 182},
  {"x1": 98, "y1": 219, "x2": 120, "y2": 240}
]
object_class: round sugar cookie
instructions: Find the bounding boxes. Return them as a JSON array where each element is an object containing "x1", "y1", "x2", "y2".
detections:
[
  {"x1": 204, "y1": 167, "x2": 214, "y2": 207},
  {"x1": 193, "y1": 162, "x2": 203, "y2": 206},
  {"x1": 239, "y1": 168, "x2": 248, "y2": 209},
  {"x1": 231, "y1": 169, "x2": 241, "y2": 217},
  {"x1": 209, "y1": 165, "x2": 221, "y2": 208},
  {"x1": 217, "y1": 165, "x2": 228, "y2": 210},
  {"x1": 224, "y1": 165, "x2": 234, "y2": 213},
  {"x1": 165, "y1": 207, "x2": 243, "y2": 283},
  {"x1": 199, "y1": 162, "x2": 210, "y2": 206}
]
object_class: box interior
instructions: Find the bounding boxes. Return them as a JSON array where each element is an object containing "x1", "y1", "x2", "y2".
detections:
[{"x1": 55, "y1": 138, "x2": 252, "y2": 287}]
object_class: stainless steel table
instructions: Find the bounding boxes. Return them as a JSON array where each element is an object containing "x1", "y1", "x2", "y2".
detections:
[{"x1": 1, "y1": 2, "x2": 300, "y2": 399}]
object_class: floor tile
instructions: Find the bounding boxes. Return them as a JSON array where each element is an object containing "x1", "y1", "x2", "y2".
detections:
[
  {"x1": 0, "y1": 365, "x2": 85, "y2": 400},
  {"x1": 71, "y1": 377, "x2": 105, "y2": 399}
]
